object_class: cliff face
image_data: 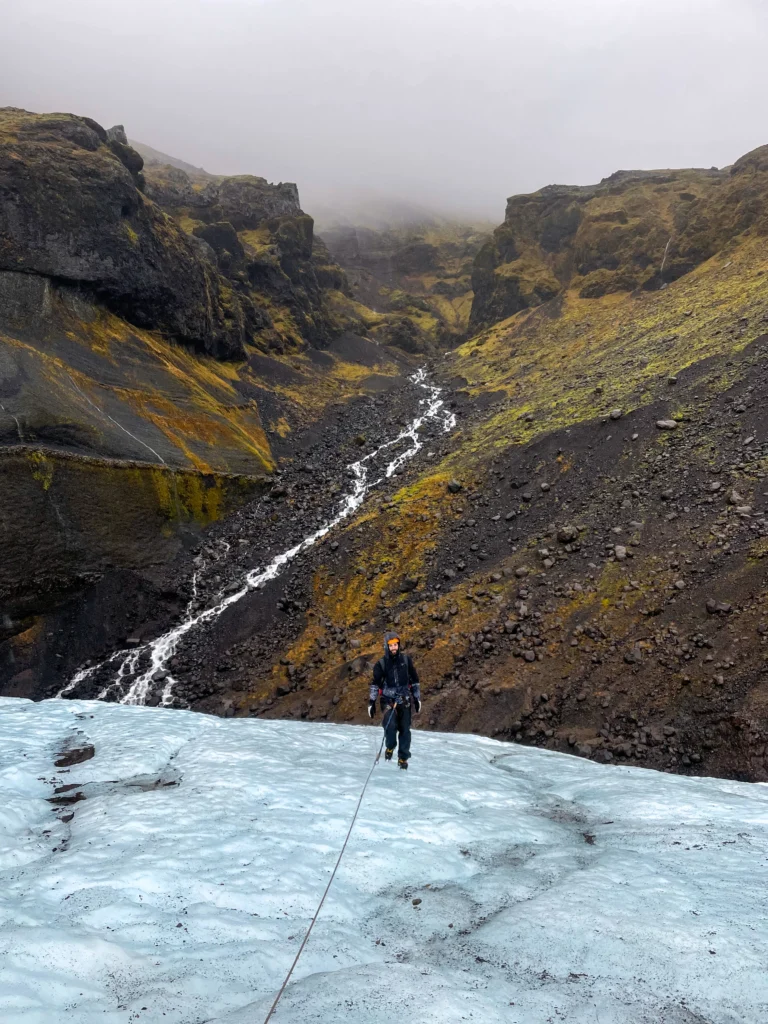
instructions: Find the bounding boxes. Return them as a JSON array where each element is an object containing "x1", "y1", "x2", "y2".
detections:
[
  {"x1": 142, "y1": 162, "x2": 347, "y2": 352},
  {"x1": 469, "y1": 149, "x2": 768, "y2": 330},
  {"x1": 0, "y1": 110, "x2": 252, "y2": 360},
  {"x1": 0, "y1": 108, "x2": 353, "y2": 362}
]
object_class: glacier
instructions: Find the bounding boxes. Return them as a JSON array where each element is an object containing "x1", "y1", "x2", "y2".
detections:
[{"x1": 1, "y1": 696, "x2": 767, "y2": 1024}]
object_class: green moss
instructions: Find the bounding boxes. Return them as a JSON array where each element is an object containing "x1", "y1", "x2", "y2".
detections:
[
  {"x1": 27, "y1": 451, "x2": 53, "y2": 491},
  {"x1": 445, "y1": 233, "x2": 768, "y2": 463},
  {"x1": 120, "y1": 224, "x2": 137, "y2": 247},
  {"x1": 146, "y1": 467, "x2": 233, "y2": 525},
  {"x1": 494, "y1": 255, "x2": 561, "y2": 304}
]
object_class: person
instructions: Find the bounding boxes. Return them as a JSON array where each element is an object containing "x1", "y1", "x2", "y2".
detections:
[{"x1": 368, "y1": 631, "x2": 421, "y2": 769}]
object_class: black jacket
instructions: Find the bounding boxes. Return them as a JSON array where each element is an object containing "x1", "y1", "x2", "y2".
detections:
[{"x1": 370, "y1": 651, "x2": 420, "y2": 705}]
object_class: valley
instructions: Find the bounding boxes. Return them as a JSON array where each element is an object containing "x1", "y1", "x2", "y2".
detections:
[{"x1": 3, "y1": 108, "x2": 768, "y2": 783}]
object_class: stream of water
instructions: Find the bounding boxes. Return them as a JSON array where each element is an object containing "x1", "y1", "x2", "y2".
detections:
[{"x1": 57, "y1": 369, "x2": 456, "y2": 707}]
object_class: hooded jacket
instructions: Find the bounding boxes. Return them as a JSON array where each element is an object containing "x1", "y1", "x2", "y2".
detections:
[{"x1": 369, "y1": 631, "x2": 420, "y2": 705}]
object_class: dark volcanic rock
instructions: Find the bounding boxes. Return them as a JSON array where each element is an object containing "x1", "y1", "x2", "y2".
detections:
[
  {"x1": 0, "y1": 107, "x2": 248, "y2": 359},
  {"x1": 205, "y1": 176, "x2": 301, "y2": 230}
]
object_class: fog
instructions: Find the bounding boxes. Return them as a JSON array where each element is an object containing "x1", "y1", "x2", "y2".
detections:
[{"x1": 3, "y1": 0, "x2": 768, "y2": 224}]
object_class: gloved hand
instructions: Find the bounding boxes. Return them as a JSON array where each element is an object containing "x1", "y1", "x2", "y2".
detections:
[
  {"x1": 414, "y1": 698, "x2": 421, "y2": 714},
  {"x1": 367, "y1": 700, "x2": 377, "y2": 719}
]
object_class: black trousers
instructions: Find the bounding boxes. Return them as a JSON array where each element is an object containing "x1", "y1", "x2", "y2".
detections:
[{"x1": 383, "y1": 702, "x2": 412, "y2": 760}]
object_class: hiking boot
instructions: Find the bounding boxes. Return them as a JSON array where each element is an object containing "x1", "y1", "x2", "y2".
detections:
[
  {"x1": 398, "y1": 758, "x2": 408, "y2": 770},
  {"x1": 384, "y1": 748, "x2": 395, "y2": 761}
]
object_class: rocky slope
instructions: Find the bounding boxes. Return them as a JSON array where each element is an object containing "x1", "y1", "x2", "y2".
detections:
[
  {"x1": 0, "y1": 109, "x2": 415, "y2": 691},
  {"x1": 208, "y1": 147, "x2": 768, "y2": 785}
]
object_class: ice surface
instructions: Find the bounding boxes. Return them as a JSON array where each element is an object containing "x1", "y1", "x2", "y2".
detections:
[{"x1": 1, "y1": 697, "x2": 767, "y2": 1024}]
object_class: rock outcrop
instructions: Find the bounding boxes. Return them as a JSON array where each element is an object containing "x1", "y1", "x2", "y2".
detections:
[
  {"x1": 0, "y1": 108, "x2": 252, "y2": 359},
  {"x1": 140, "y1": 156, "x2": 354, "y2": 351}
]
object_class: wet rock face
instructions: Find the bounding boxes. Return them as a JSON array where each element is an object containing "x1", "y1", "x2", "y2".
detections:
[{"x1": 0, "y1": 107, "x2": 247, "y2": 360}]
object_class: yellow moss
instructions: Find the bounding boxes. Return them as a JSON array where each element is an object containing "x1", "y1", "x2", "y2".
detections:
[
  {"x1": 443, "y1": 235, "x2": 768, "y2": 463},
  {"x1": 242, "y1": 346, "x2": 401, "y2": 425},
  {"x1": 240, "y1": 227, "x2": 273, "y2": 254},
  {"x1": 494, "y1": 255, "x2": 561, "y2": 304},
  {"x1": 748, "y1": 538, "x2": 768, "y2": 562},
  {"x1": 27, "y1": 450, "x2": 53, "y2": 490},
  {"x1": 122, "y1": 223, "x2": 139, "y2": 246},
  {"x1": 326, "y1": 290, "x2": 388, "y2": 329},
  {"x1": 9, "y1": 618, "x2": 44, "y2": 653},
  {"x1": 148, "y1": 468, "x2": 229, "y2": 525},
  {"x1": 40, "y1": 302, "x2": 275, "y2": 474},
  {"x1": 177, "y1": 213, "x2": 203, "y2": 235},
  {"x1": 271, "y1": 416, "x2": 291, "y2": 438}
]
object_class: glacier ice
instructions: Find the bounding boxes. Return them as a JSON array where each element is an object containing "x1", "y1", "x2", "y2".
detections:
[{"x1": 1, "y1": 696, "x2": 767, "y2": 1023}]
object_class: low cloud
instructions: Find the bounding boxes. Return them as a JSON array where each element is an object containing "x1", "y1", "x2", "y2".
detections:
[{"x1": 3, "y1": 0, "x2": 767, "y2": 222}]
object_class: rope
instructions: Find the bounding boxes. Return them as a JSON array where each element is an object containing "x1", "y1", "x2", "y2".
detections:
[{"x1": 261, "y1": 707, "x2": 397, "y2": 1023}]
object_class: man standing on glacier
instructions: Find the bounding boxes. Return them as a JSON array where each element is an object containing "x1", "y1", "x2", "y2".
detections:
[{"x1": 368, "y1": 631, "x2": 421, "y2": 769}]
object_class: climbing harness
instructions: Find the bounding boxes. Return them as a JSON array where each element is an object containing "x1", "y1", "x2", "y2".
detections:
[{"x1": 261, "y1": 707, "x2": 397, "y2": 1023}]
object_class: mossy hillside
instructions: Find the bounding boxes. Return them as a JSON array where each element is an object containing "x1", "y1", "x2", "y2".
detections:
[
  {"x1": 469, "y1": 150, "x2": 768, "y2": 330},
  {"x1": 324, "y1": 290, "x2": 389, "y2": 335},
  {"x1": 1, "y1": 297, "x2": 275, "y2": 476},
  {"x1": 244, "y1": 479, "x2": 470, "y2": 712},
  {"x1": 3, "y1": 293, "x2": 412, "y2": 480},
  {"x1": 448, "y1": 232, "x2": 768, "y2": 461},
  {"x1": 243, "y1": 225, "x2": 768, "y2": 729}
]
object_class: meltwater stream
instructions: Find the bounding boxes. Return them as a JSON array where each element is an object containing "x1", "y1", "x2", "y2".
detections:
[{"x1": 57, "y1": 369, "x2": 456, "y2": 708}]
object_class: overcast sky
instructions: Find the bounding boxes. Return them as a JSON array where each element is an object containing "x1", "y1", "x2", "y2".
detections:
[{"x1": 3, "y1": 0, "x2": 768, "y2": 222}]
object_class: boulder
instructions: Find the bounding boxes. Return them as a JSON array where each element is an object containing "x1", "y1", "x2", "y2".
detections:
[{"x1": 558, "y1": 525, "x2": 579, "y2": 543}]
